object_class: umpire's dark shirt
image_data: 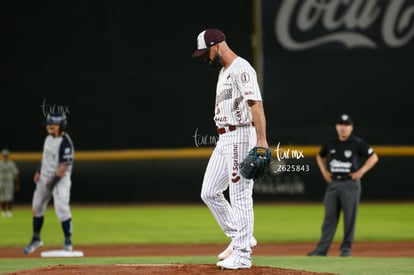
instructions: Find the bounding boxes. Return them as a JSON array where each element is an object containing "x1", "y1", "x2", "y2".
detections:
[{"x1": 319, "y1": 135, "x2": 374, "y2": 175}]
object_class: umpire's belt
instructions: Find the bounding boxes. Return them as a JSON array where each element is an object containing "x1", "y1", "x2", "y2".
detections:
[
  {"x1": 217, "y1": 122, "x2": 255, "y2": 135},
  {"x1": 332, "y1": 174, "x2": 352, "y2": 181}
]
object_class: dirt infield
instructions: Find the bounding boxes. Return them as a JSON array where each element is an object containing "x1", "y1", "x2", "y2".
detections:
[{"x1": 1, "y1": 242, "x2": 413, "y2": 274}]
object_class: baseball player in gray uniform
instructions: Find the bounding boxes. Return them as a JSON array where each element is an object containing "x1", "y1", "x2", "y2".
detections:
[
  {"x1": 192, "y1": 28, "x2": 269, "y2": 269},
  {"x1": 0, "y1": 149, "x2": 19, "y2": 218},
  {"x1": 24, "y1": 113, "x2": 75, "y2": 254}
]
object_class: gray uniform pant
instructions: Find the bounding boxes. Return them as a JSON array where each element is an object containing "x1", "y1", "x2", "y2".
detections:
[{"x1": 315, "y1": 179, "x2": 361, "y2": 254}]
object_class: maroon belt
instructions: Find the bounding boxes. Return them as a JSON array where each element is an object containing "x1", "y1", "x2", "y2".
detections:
[{"x1": 217, "y1": 122, "x2": 255, "y2": 135}]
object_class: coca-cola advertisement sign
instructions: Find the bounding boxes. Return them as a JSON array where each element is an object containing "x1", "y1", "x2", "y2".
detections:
[
  {"x1": 260, "y1": 0, "x2": 413, "y2": 147},
  {"x1": 266, "y1": 0, "x2": 414, "y2": 50}
]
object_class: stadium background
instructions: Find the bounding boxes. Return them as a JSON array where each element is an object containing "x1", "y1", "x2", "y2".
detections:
[{"x1": 2, "y1": 0, "x2": 413, "y2": 203}]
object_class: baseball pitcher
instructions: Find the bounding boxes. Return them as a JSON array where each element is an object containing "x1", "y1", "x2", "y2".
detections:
[{"x1": 192, "y1": 28, "x2": 270, "y2": 270}]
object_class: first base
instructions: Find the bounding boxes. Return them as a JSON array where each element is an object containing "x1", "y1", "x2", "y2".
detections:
[{"x1": 41, "y1": 250, "x2": 84, "y2": 257}]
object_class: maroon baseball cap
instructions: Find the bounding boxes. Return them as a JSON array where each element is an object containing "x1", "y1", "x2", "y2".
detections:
[{"x1": 192, "y1": 29, "x2": 226, "y2": 57}]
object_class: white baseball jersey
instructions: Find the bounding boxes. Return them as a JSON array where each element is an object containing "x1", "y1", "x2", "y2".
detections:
[
  {"x1": 39, "y1": 133, "x2": 74, "y2": 183},
  {"x1": 214, "y1": 57, "x2": 262, "y2": 127}
]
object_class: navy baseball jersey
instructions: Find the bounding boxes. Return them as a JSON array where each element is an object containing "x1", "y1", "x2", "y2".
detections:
[
  {"x1": 319, "y1": 135, "x2": 374, "y2": 174},
  {"x1": 39, "y1": 133, "x2": 74, "y2": 183}
]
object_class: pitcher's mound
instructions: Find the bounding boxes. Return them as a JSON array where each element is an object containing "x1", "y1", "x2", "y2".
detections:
[{"x1": 3, "y1": 264, "x2": 336, "y2": 275}]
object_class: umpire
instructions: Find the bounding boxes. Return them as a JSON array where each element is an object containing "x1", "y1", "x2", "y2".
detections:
[{"x1": 308, "y1": 114, "x2": 378, "y2": 257}]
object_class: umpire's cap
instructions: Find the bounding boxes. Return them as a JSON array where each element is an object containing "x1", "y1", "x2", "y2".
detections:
[
  {"x1": 192, "y1": 29, "x2": 225, "y2": 57},
  {"x1": 46, "y1": 113, "x2": 67, "y2": 128},
  {"x1": 336, "y1": 114, "x2": 353, "y2": 125}
]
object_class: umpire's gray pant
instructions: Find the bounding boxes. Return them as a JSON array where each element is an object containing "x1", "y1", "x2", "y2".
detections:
[{"x1": 315, "y1": 179, "x2": 361, "y2": 254}]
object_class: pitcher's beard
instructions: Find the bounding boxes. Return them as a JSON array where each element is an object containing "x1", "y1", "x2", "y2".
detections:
[{"x1": 208, "y1": 53, "x2": 222, "y2": 69}]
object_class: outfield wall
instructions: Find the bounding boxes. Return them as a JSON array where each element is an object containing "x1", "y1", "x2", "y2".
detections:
[
  {"x1": 12, "y1": 147, "x2": 414, "y2": 203},
  {"x1": 5, "y1": 1, "x2": 413, "y2": 203},
  {"x1": 4, "y1": 1, "x2": 413, "y2": 151}
]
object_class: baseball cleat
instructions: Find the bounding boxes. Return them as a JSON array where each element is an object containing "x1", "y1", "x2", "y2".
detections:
[
  {"x1": 64, "y1": 239, "x2": 73, "y2": 251},
  {"x1": 250, "y1": 236, "x2": 257, "y2": 247},
  {"x1": 307, "y1": 250, "x2": 327, "y2": 256},
  {"x1": 218, "y1": 237, "x2": 257, "y2": 260},
  {"x1": 216, "y1": 253, "x2": 252, "y2": 270},
  {"x1": 218, "y1": 242, "x2": 233, "y2": 260},
  {"x1": 64, "y1": 244, "x2": 73, "y2": 251},
  {"x1": 23, "y1": 240, "x2": 43, "y2": 254}
]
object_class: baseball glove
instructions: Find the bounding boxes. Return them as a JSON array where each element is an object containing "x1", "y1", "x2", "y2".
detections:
[{"x1": 240, "y1": 146, "x2": 272, "y2": 180}]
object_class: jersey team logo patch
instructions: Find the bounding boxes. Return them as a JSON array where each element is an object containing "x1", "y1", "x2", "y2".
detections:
[
  {"x1": 241, "y1": 72, "x2": 250, "y2": 83},
  {"x1": 344, "y1": 150, "x2": 352, "y2": 158}
]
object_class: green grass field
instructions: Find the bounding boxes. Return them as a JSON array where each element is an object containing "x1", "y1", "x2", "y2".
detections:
[{"x1": 1, "y1": 202, "x2": 413, "y2": 274}]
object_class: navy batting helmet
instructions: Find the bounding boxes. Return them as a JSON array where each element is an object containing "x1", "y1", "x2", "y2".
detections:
[{"x1": 45, "y1": 113, "x2": 67, "y2": 128}]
